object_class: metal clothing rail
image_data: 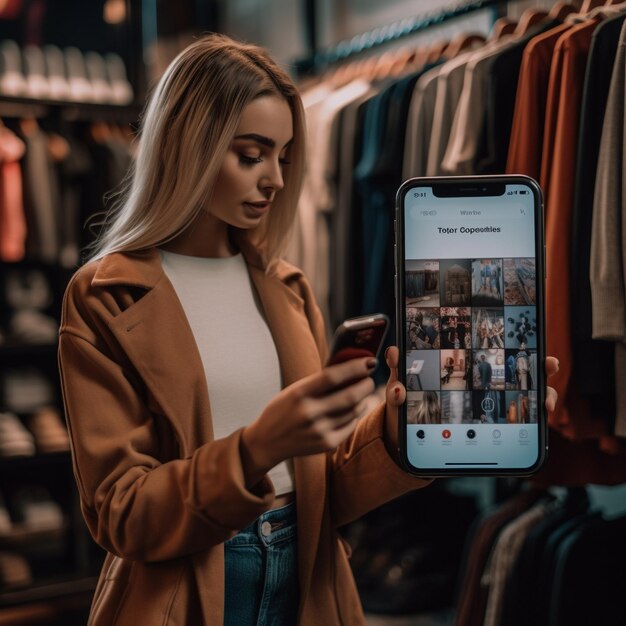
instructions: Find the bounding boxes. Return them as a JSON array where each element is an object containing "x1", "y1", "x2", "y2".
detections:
[{"x1": 295, "y1": 0, "x2": 507, "y2": 75}]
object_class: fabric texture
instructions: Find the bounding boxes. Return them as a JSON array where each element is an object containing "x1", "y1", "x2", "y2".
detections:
[{"x1": 58, "y1": 237, "x2": 430, "y2": 625}]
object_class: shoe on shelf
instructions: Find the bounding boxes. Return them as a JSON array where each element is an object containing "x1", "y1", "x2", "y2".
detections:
[
  {"x1": 10, "y1": 309, "x2": 58, "y2": 344},
  {"x1": 28, "y1": 407, "x2": 70, "y2": 453},
  {"x1": 64, "y1": 46, "x2": 94, "y2": 102},
  {"x1": 0, "y1": 40, "x2": 27, "y2": 97},
  {"x1": 0, "y1": 552, "x2": 32, "y2": 588},
  {"x1": 0, "y1": 412, "x2": 35, "y2": 457},
  {"x1": 23, "y1": 45, "x2": 50, "y2": 100},
  {"x1": 3, "y1": 368, "x2": 56, "y2": 414},
  {"x1": 12, "y1": 486, "x2": 64, "y2": 532},
  {"x1": 43, "y1": 44, "x2": 71, "y2": 101},
  {"x1": 85, "y1": 51, "x2": 113, "y2": 104},
  {"x1": 0, "y1": 494, "x2": 12, "y2": 535},
  {"x1": 105, "y1": 52, "x2": 134, "y2": 104},
  {"x1": 5, "y1": 269, "x2": 53, "y2": 310}
]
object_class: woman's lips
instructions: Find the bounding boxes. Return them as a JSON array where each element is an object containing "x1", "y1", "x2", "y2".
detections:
[{"x1": 244, "y1": 201, "x2": 271, "y2": 216}]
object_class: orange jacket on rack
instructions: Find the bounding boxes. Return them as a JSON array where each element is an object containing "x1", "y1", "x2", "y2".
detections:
[{"x1": 58, "y1": 243, "x2": 429, "y2": 625}]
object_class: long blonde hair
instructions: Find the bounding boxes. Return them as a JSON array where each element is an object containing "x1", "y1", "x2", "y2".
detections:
[{"x1": 86, "y1": 34, "x2": 306, "y2": 266}]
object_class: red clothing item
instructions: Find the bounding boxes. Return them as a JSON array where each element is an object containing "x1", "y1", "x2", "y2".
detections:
[
  {"x1": 0, "y1": 126, "x2": 26, "y2": 262},
  {"x1": 541, "y1": 21, "x2": 613, "y2": 444},
  {"x1": 506, "y1": 24, "x2": 571, "y2": 180}
]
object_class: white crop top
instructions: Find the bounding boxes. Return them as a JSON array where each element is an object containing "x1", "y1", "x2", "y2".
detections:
[{"x1": 160, "y1": 249, "x2": 295, "y2": 496}]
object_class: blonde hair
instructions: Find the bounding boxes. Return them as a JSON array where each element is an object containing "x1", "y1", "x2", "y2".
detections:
[
  {"x1": 410, "y1": 392, "x2": 441, "y2": 425},
  {"x1": 86, "y1": 33, "x2": 306, "y2": 267}
]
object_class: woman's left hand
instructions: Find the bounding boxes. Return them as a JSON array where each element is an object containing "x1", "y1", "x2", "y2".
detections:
[{"x1": 382, "y1": 346, "x2": 560, "y2": 461}]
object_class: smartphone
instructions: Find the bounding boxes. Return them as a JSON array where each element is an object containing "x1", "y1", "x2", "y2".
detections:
[
  {"x1": 327, "y1": 314, "x2": 389, "y2": 366},
  {"x1": 395, "y1": 175, "x2": 547, "y2": 476}
]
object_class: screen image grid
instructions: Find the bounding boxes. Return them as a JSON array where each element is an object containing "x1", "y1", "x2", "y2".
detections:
[{"x1": 405, "y1": 257, "x2": 538, "y2": 426}]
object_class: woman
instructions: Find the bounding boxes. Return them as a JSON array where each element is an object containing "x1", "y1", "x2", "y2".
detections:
[{"x1": 58, "y1": 34, "x2": 559, "y2": 625}]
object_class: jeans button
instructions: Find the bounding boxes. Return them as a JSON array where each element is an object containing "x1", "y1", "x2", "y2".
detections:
[{"x1": 261, "y1": 521, "x2": 272, "y2": 537}]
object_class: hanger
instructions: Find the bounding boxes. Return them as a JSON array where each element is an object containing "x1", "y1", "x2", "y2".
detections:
[
  {"x1": 425, "y1": 40, "x2": 449, "y2": 64},
  {"x1": 549, "y1": 2, "x2": 579, "y2": 19},
  {"x1": 514, "y1": 8, "x2": 550, "y2": 36},
  {"x1": 490, "y1": 17, "x2": 518, "y2": 40},
  {"x1": 443, "y1": 32, "x2": 486, "y2": 59},
  {"x1": 580, "y1": 0, "x2": 604, "y2": 11}
]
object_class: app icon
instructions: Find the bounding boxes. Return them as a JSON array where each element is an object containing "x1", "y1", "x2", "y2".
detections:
[
  {"x1": 492, "y1": 429, "x2": 502, "y2": 439},
  {"x1": 519, "y1": 429, "x2": 528, "y2": 439},
  {"x1": 481, "y1": 397, "x2": 495, "y2": 412},
  {"x1": 467, "y1": 429, "x2": 476, "y2": 439},
  {"x1": 442, "y1": 429, "x2": 451, "y2": 439},
  {"x1": 416, "y1": 429, "x2": 425, "y2": 440}
]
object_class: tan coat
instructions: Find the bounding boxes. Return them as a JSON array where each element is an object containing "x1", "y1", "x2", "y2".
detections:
[{"x1": 58, "y1": 243, "x2": 429, "y2": 625}]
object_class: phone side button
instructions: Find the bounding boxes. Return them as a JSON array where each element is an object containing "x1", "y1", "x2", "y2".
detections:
[{"x1": 394, "y1": 274, "x2": 398, "y2": 301}]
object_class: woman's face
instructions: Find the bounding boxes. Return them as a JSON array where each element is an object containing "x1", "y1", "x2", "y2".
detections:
[{"x1": 207, "y1": 95, "x2": 294, "y2": 229}]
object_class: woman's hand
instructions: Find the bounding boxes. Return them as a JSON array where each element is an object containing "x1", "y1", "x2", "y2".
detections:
[
  {"x1": 241, "y1": 357, "x2": 376, "y2": 483},
  {"x1": 382, "y1": 347, "x2": 560, "y2": 462}
]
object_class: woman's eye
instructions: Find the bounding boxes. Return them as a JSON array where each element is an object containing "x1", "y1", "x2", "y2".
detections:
[
  {"x1": 239, "y1": 154, "x2": 262, "y2": 165},
  {"x1": 279, "y1": 158, "x2": 291, "y2": 165}
]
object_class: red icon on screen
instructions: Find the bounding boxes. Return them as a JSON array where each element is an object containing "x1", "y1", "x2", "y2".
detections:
[{"x1": 442, "y1": 429, "x2": 452, "y2": 439}]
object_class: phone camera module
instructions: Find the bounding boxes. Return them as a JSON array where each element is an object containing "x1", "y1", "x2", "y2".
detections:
[{"x1": 466, "y1": 429, "x2": 476, "y2": 439}]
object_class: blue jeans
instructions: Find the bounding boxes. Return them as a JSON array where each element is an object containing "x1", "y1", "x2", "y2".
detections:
[{"x1": 224, "y1": 502, "x2": 298, "y2": 625}]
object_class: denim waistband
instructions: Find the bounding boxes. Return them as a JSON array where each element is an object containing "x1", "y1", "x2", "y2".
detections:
[{"x1": 225, "y1": 501, "x2": 297, "y2": 548}]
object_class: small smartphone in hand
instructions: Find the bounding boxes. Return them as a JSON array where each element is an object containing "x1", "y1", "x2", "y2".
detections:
[{"x1": 327, "y1": 314, "x2": 389, "y2": 366}]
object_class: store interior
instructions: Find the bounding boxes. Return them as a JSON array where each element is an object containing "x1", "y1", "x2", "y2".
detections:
[{"x1": 1, "y1": 0, "x2": 626, "y2": 624}]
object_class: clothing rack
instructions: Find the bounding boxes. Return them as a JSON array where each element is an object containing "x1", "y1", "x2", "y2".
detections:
[{"x1": 295, "y1": 0, "x2": 510, "y2": 75}]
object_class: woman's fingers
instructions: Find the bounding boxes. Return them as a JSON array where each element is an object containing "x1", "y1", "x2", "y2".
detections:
[
  {"x1": 545, "y1": 386, "x2": 558, "y2": 413},
  {"x1": 298, "y1": 357, "x2": 375, "y2": 397},
  {"x1": 307, "y1": 375, "x2": 375, "y2": 418},
  {"x1": 545, "y1": 356, "x2": 559, "y2": 378}
]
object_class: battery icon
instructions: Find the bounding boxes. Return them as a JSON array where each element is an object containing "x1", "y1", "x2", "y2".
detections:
[{"x1": 519, "y1": 190, "x2": 528, "y2": 194}]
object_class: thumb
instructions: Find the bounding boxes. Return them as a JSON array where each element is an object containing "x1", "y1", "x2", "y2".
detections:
[
  {"x1": 384, "y1": 346, "x2": 405, "y2": 461},
  {"x1": 385, "y1": 346, "x2": 406, "y2": 407}
]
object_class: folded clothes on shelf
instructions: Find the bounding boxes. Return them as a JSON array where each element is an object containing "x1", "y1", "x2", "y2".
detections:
[
  {"x1": 28, "y1": 407, "x2": 70, "y2": 453},
  {"x1": 5, "y1": 269, "x2": 52, "y2": 310},
  {"x1": 0, "y1": 412, "x2": 35, "y2": 457},
  {"x1": 0, "y1": 551, "x2": 32, "y2": 588},
  {"x1": 3, "y1": 368, "x2": 56, "y2": 413},
  {"x1": 12, "y1": 486, "x2": 64, "y2": 532},
  {"x1": 0, "y1": 495, "x2": 11, "y2": 535},
  {"x1": 9, "y1": 309, "x2": 58, "y2": 344}
]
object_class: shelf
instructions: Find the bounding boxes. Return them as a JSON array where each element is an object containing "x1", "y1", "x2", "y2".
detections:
[
  {"x1": 0, "y1": 521, "x2": 68, "y2": 548},
  {"x1": 0, "y1": 95, "x2": 142, "y2": 122},
  {"x1": 0, "y1": 575, "x2": 97, "y2": 607},
  {"x1": 0, "y1": 451, "x2": 70, "y2": 470},
  {"x1": 0, "y1": 343, "x2": 58, "y2": 359}
]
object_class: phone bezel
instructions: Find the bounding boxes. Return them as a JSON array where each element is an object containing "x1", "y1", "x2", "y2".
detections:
[
  {"x1": 327, "y1": 313, "x2": 390, "y2": 366},
  {"x1": 394, "y1": 175, "x2": 548, "y2": 477}
]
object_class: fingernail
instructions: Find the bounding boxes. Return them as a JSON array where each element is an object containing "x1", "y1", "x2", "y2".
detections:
[
  {"x1": 384, "y1": 346, "x2": 392, "y2": 360},
  {"x1": 367, "y1": 358, "x2": 378, "y2": 370}
]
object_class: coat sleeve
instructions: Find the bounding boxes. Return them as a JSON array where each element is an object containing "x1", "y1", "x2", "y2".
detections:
[
  {"x1": 291, "y1": 272, "x2": 432, "y2": 528},
  {"x1": 58, "y1": 299, "x2": 274, "y2": 564}
]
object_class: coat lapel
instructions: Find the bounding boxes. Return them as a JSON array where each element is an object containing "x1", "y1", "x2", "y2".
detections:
[
  {"x1": 246, "y1": 264, "x2": 328, "y2": 602},
  {"x1": 97, "y1": 250, "x2": 214, "y2": 450}
]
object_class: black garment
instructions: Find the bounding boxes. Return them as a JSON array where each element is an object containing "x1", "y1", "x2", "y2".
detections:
[
  {"x1": 500, "y1": 489, "x2": 590, "y2": 626},
  {"x1": 549, "y1": 514, "x2": 626, "y2": 626},
  {"x1": 329, "y1": 89, "x2": 375, "y2": 330},
  {"x1": 570, "y1": 14, "x2": 625, "y2": 404},
  {"x1": 476, "y1": 20, "x2": 560, "y2": 174}
]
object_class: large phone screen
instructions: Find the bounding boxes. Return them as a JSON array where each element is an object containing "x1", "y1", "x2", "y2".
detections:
[{"x1": 398, "y1": 178, "x2": 545, "y2": 473}]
